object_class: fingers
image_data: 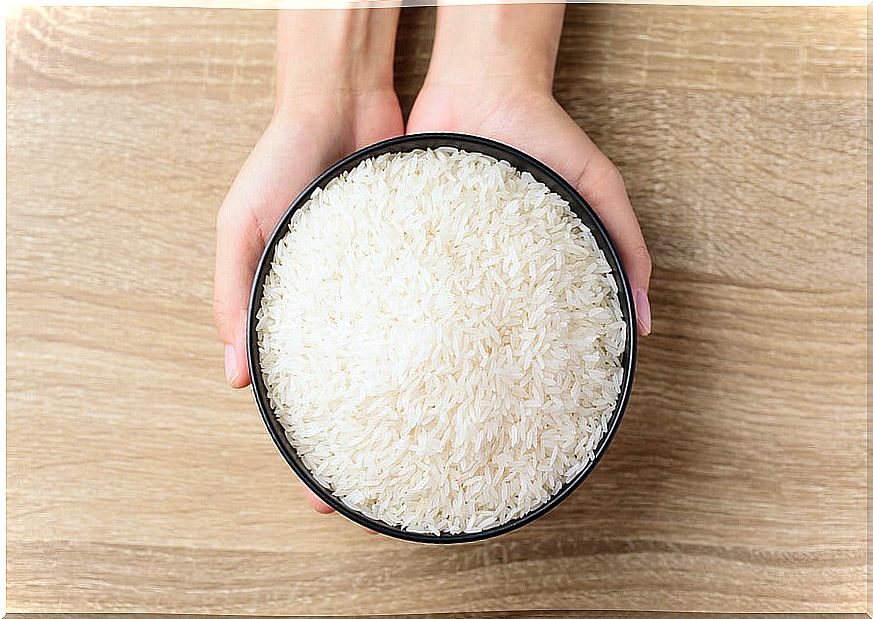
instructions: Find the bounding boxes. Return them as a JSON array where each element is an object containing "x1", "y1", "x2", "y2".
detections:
[
  {"x1": 572, "y1": 151, "x2": 652, "y2": 335},
  {"x1": 303, "y1": 485, "x2": 335, "y2": 514},
  {"x1": 213, "y1": 120, "x2": 315, "y2": 388},
  {"x1": 534, "y1": 113, "x2": 652, "y2": 336},
  {"x1": 468, "y1": 98, "x2": 653, "y2": 336},
  {"x1": 214, "y1": 198, "x2": 261, "y2": 389},
  {"x1": 302, "y1": 486, "x2": 379, "y2": 534}
]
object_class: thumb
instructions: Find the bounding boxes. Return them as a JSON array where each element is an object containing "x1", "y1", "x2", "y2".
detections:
[
  {"x1": 213, "y1": 119, "x2": 330, "y2": 388},
  {"x1": 492, "y1": 105, "x2": 653, "y2": 336},
  {"x1": 213, "y1": 204, "x2": 261, "y2": 389},
  {"x1": 571, "y1": 152, "x2": 652, "y2": 335}
]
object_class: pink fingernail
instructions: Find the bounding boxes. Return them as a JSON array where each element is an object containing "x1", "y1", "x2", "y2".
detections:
[
  {"x1": 634, "y1": 288, "x2": 652, "y2": 336},
  {"x1": 224, "y1": 344, "x2": 239, "y2": 385}
]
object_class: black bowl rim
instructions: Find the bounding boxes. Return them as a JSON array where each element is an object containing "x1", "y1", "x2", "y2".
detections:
[{"x1": 247, "y1": 132, "x2": 637, "y2": 544}]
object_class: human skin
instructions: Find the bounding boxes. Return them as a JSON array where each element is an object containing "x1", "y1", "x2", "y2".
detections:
[
  {"x1": 214, "y1": 8, "x2": 402, "y2": 392},
  {"x1": 213, "y1": 9, "x2": 403, "y2": 513},
  {"x1": 407, "y1": 3, "x2": 652, "y2": 337},
  {"x1": 213, "y1": 5, "x2": 652, "y2": 517}
]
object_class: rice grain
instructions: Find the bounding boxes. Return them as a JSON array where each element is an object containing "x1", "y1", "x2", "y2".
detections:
[{"x1": 257, "y1": 147, "x2": 626, "y2": 534}]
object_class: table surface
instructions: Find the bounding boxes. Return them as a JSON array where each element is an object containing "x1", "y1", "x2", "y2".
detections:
[{"x1": 7, "y1": 5, "x2": 867, "y2": 616}]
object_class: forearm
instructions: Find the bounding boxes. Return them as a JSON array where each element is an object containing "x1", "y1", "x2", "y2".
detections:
[
  {"x1": 425, "y1": 3, "x2": 565, "y2": 94},
  {"x1": 275, "y1": 8, "x2": 400, "y2": 114}
]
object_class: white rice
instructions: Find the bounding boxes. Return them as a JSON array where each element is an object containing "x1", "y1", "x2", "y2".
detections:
[{"x1": 256, "y1": 147, "x2": 626, "y2": 535}]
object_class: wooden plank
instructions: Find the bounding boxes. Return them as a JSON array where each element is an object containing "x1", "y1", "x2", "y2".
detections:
[
  {"x1": 6, "y1": 5, "x2": 867, "y2": 615},
  {"x1": 4, "y1": 614, "x2": 869, "y2": 619},
  {"x1": 9, "y1": 6, "x2": 865, "y2": 100}
]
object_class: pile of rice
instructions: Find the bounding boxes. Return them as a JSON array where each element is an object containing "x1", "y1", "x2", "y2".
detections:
[{"x1": 256, "y1": 147, "x2": 626, "y2": 535}]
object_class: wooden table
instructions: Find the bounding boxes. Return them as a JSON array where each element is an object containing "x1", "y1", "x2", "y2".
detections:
[{"x1": 7, "y1": 5, "x2": 867, "y2": 616}]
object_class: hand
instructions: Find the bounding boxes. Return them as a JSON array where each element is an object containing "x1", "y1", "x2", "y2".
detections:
[
  {"x1": 213, "y1": 9, "x2": 402, "y2": 515},
  {"x1": 408, "y1": 4, "x2": 652, "y2": 335}
]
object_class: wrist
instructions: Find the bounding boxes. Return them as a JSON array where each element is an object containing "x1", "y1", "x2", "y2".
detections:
[
  {"x1": 425, "y1": 3, "x2": 564, "y2": 97},
  {"x1": 274, "y1": 9, "x2": 398, "y2": 113},
  {"x1": 272, "y1": 82, "x2": 400, "y2": 128}
]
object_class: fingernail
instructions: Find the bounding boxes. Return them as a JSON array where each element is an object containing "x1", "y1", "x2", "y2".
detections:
[
  {"x1": 224, "y1": 344, "x2": 239, "y2": 385},
  {"x1": 634, "y1": 288, "x2": 652, "y2": 336}
]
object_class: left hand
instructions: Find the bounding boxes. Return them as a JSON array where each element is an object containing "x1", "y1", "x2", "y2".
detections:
[{"x1": 407, "y1": 4, "x2": 652, "y2": 335}]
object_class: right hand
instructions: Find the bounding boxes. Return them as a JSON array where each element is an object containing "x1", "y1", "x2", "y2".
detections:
[
  {"x1": 214, "y1": 94, "x2": 403, "y2": 514},
  {"x1": 213, "y1": 3, "x2": 405, "y2": 522},
  {"x1": 214, "y1": 9, "x2": 402, "y2": 516}
]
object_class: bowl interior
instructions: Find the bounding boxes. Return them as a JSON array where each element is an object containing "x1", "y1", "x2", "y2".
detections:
[{"x1": 247, "y1": 133, "x2": 637, "y2": 543}]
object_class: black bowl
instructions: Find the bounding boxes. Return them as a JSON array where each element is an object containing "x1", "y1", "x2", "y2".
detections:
[{"x1": 248, "y1": 133, "x2": 637, "y2": 544}]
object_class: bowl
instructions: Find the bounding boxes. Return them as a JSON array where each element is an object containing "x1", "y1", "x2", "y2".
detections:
[{"x1": 247, "y1": 132, "x2": 637, "y2": 543}]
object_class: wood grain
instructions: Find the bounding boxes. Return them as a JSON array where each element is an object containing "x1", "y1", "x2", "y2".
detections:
[
  {"x1": 6, "y1": 5, "x2": 867, "y2": 615},
  {"x1": 5, "y1": 614, "x2": 868, "y2": 619}
]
